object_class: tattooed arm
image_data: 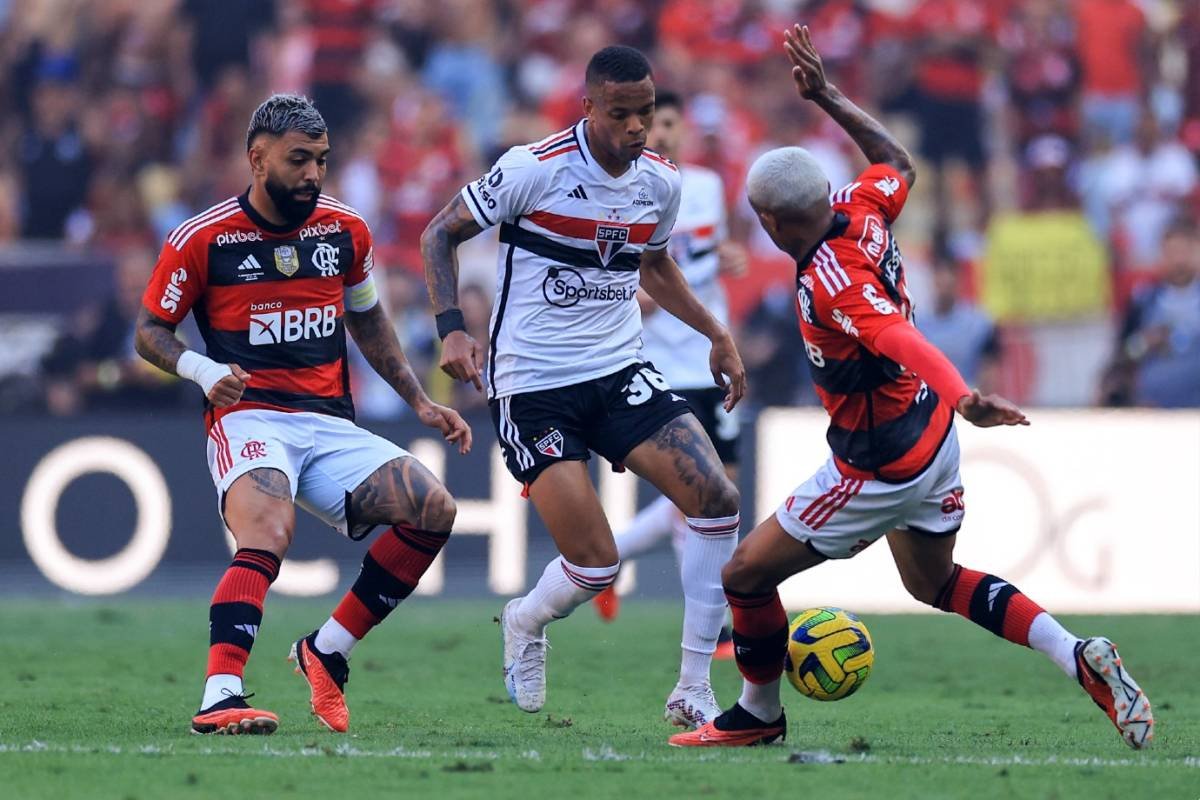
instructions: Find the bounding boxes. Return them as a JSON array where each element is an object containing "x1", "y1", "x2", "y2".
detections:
[
  {"x1": 420, "y1": 194, "x2": 487, "y2": 392},
  {"x1": 134, "y1": 307, "x2": 187, "y2": 375},
  {"x1": 345, "y1": 303, "x2": 473, "y2": 453},
  {"x1": 785, "y1": 24, "x2": 916, "y2": 187},
  {"x1": 134, "y1": 307, "x2": 249, "y2": 407}
]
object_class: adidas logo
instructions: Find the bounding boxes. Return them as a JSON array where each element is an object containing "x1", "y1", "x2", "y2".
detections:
[
  {"x1": 566, "y1": 185, "x2": 588, "y2": 200},
  {"x1": 987, "y1": 581, "x2": 1009, "y2": 611},
  {"x1": 234, "y1": 623, "x2": 259, "y2": 639},
  {"x1": 238, "y1": 254, "x2": 263, "y2": 271},
  {"x1": 379, "y1": 595, "x2": 399, "y2": 609}
]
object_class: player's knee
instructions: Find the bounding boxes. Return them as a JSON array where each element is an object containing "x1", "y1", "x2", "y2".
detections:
[
  {"x1": 698, "y1": 476, "x2": 740, "y2": 519},
  {"x1": 233, "y1": 519, "x2": 292, "y2": 557},
  {"x1": 721, "y1": 549, "x2": 771, "y2": 595},
  {"x1": 418, "y1": 485, "x2": 457, "y2": 532},
  {"x1": 899, "y1": 567, "x2": 949, "y2": 606}
]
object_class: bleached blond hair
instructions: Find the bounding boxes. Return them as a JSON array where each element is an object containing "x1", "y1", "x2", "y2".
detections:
[{"x1": 746, "y1": 146, "x2": 829, "y2": 215}]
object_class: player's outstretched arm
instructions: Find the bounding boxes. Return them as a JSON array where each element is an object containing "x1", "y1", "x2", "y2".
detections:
[
  {"x1": 784, "y1": 24, "x2": 916, "y2": 188},
  {"x1": 420, "y1": 195, "x2": 486, "y2": 392},
  {"x1": 134, "y1": 307, "x2": 249, "y2": 408},
  {"x1": 640, "y1": 246, "x2": 747, "y2": 410},
  {"x1": 344, "y1": 303, "x2": 472, "y2": 454}
]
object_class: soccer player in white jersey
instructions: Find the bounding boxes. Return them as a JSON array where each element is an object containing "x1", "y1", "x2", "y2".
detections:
[
  {"x1": 421, "y1": 46, "x2": 748, "y2": 729},
  {"x1": 593, "y1": 91, "x2": 748, "y2": 668}
]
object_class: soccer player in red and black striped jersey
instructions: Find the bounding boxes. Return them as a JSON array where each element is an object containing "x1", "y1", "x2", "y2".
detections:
[
  {"x1": 671, "y1": 26, "x2": 1153, "y2": 750},
  {"x1": 135, "y1": 95, "x2": 472, "y2": 736}
]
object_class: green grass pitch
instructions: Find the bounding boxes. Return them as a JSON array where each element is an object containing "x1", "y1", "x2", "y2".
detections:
[{"x1": 1, "y1": 600, "x2": 1195, "y2": 799}]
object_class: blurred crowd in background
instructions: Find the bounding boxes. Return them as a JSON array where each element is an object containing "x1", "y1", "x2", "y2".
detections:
[{"x1": 0, "y1": 0, "x2": 1196, "y2": 420}]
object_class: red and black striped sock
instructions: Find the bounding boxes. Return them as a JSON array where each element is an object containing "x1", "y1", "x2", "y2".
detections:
[
  {"x1": 726, "y1": 588, "x2": 789, "y2": 685},
  {"x1": 207, "y1": 548, "x2": 281, "y2": 678},
  {"x1": 934, "y1": 564, "x2": 1045, "y2": 647},
  {"x1": 331, "y1": 525, "x2": 451, "y2": 640}
]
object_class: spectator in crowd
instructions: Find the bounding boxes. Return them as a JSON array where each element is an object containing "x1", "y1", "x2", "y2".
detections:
[
  {"x1": 17, "y1": 61, "x2": 93, "y2": 239},
  {"x1": 41, "y1": 246, "x2": 190, "y2": 414},
  {"x1": 1076, "y1": 0, "x2": 1150, "y2": 147},
  {"x1": 920, "y1": 257, "x2": 1002, "y2": 394},
  {"x1": 1102, "y1": 219, "x2": 1200, "y2": 408},
  {"x1": 904, "y1": 0, "x2": 994, "y2": 242},
  {"x1": 1084, "y1": 114, "x2": 1198, "y2": 270}
]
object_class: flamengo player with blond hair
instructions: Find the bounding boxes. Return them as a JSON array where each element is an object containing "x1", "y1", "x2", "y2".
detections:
[
  {"x1": 671, "y1": 26, "x2": 1153, "y2": 750},
  {"x1": 136, "y1": 94, "x2": 471, "y2": 736}
]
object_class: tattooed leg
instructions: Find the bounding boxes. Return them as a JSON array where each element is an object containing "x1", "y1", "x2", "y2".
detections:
[
  {"x1": 223, "y1": 468, "x2": 296, "y2": 557},
  {"x1": 348, "y1": 456, "x2": 457, "y2": 532},
  {"x1": 623, "y1": 414, "x2": 739, "y2": 519}
]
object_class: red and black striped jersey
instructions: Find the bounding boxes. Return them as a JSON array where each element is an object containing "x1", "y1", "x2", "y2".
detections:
[
  {"x1": 795, "y1": 164, "x2": 952, "y2": 482},
  {"x1": 142, "y1": 192, "x2": 377, "y2": 430}
]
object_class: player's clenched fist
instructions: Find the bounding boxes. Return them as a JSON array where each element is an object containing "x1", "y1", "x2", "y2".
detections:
[
  {"x1": 209, "y1": 363, "x2": 251, "y2": 408},
  {"x1": 440, "y1": 330, "x2": 485, "y2": 392}
]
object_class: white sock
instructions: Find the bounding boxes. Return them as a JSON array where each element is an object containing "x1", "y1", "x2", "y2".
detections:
[
  {"x1": 738, "y1": 677, "x2": 783, "y2": 723},
  {"x1": 315, "y1": 617, "x2": 358, "y2": 659},
  {"x1": 678, "y1": 513, "x2": 739, "y2": 686},
  {"x1": 201, "y1": 673, "x2": 243, "y2": 710},
  {"x1": 515, "y1": 556, "x2": 620, "y2": 635},
  {"x1": 614, "y1": 495, "x2": 678, "y2": 560},
  {"x1": 1028, "y1": 611, "x2": 1081, "y2": 678},
  {"x1": 669, "y1": 513, "x2": 688, "y2": 570}
]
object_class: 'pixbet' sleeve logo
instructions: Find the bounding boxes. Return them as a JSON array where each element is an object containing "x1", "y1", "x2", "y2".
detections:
[{"x1": 248, "y1": 305, "x2": 337, "y2": 345}]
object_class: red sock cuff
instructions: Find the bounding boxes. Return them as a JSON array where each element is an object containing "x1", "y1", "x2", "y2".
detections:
[{"x1": 726, "y1": 589, "x2": 786, "y2": 637}]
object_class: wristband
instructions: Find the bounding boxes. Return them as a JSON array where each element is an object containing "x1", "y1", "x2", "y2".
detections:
[
  {"x1": 435, "y1": 308, "x2": 467, "y2": 340},
  {"x1": 176, "y1": 350, "x2": 233, "y2": 396}
]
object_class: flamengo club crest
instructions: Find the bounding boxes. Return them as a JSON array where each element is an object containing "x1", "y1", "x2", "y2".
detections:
[
  {"x1": 274, "y1": 245, "x2": 300, "y2": 277},
  {"x1": 595, "y1": 209, "x2": 630, "y2": 266},
  {"x1": 535, "y1": 429, "x2": 564, "y2": 458}
]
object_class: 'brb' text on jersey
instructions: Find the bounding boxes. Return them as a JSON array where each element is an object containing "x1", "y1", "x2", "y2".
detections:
[
  {"x1": 795, "y1": 163, "x2": 952, "y2": 482},
  {"x1": 142, "y1": 192, "x2": 378, "y2": 430},
  {"x1": 460, "y1": 118, "x2": 682, "y2": 399},
  {"x1": 638, "y1": 164, "x2": 730, "y2": 390}
]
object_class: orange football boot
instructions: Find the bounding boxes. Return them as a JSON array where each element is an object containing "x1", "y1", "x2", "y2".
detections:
[
  {"x1": 1075, "y1": 637, "x2": 1154, "y2": 749},
  {"x1": 668, "y1": 704, "x2": 785, "y2": 747},
  {"x1": 289, "y1": 632, "x2": 350, "y2": 733},
  {"x1": 191, "y1": 692, "x2": 278, "y2": 735},
  {"x1": 594, "y1": 585, "x2": 620, "y2": 622}
]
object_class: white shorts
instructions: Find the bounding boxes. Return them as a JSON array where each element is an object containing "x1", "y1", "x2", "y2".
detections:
[
  {"x1": 775, "y1": 426, "x2": 964, "y2": 559},
  {"x1": 207, "y1": 409, "x2": 409, "y2": 539}
]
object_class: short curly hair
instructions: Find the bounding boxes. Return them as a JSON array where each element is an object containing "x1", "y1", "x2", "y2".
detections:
[
  {"x1": 245, "y1": 94, "x2": 327, "y2": 151},
  {"x1": 585, "y1": 46, "x2": 652, "y2": 89}
]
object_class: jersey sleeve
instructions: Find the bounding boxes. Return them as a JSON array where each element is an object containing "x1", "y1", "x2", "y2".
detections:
[
  {"x1": 141, "y1": 237, "x2": 206, "y2": 325},
  {"x1": 809, "y1": 258, "x2": 910, "y2": 355},
  {"x1": 343, "y1": 218, "x2": 380, "y2": 312},
  {"x1": 646, "y1": 168, "x2": 682, "y2": 250},
  {"x1": 459, "y1": 146, "x2": 549, "y2": 229},
  {"x1": 832, "y1": 163, "x2": 910, "y2": 224}
]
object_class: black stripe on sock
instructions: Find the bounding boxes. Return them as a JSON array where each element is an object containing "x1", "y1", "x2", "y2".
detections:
[
  {"x1": 967, "y1": 574, "x2": 1020, "y2": 638},
  {"x1": 209, "y1": 601, "x2": 262, "y2": 650},
  {"x1": 350, "y1": 554, "x2": 416, "y2": 618},
  {"x1": 731, "y1": 625, "x2": 789, "y2": 669}
]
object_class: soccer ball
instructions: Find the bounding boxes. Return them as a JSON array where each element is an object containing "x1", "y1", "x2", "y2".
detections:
[{"x1": 784, "y1": 607, "x2": 874, "y2": 701}]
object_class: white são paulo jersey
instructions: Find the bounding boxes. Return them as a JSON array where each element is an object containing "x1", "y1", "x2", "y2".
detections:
[
  {"x1": 460, "y1": 119, "x2": 682, "y2": 399},
  {"x1": 638, "y1": 165, "x2": 729, "y2": 389}
]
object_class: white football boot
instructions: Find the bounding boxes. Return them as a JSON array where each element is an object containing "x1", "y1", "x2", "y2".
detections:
[
  {"x1": 500, "y1": 598, "x2": 549, "y2": 713},
  {"x1": 1075, "y1": 637, "x2": 1154, "y2": 749},
  {"x1": 664, "y1": 681, "x2": 721, "y2": 729}
]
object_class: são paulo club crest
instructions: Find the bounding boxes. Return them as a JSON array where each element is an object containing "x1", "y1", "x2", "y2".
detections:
[
  {"x1": 535, "y1": 429, "x2": 564, "y2": 458},
  {"x1": 595, "y1": 224, "x2": 630, "y2": 266}
]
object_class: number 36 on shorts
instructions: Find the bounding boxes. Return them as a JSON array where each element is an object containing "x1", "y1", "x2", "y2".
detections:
[{"x1": 622, "y1": 365, "x2": 671, "y2": 406}]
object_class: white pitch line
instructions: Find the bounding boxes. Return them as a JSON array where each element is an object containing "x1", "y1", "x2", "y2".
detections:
[{"x1": 0, "y1": 741, "x2": 1193, "y2": 769}]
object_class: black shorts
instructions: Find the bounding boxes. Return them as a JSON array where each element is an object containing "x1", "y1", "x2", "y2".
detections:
[
  {"x1": 677, "y1": 387, "x2": 741, "y2": 465},
  {"x1": 490, "y1": 361, "x2": 692, "y2": 485},
  {"x1": 916, "y1": 94, "x2": 985, "y2": 168}
]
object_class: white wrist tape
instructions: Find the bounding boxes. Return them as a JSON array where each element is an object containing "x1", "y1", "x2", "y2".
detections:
[{"x1": 176, "y1": 350, "x2": 233, "y2": 396}]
